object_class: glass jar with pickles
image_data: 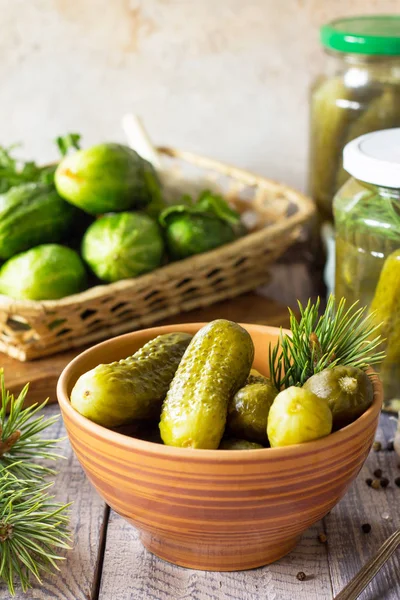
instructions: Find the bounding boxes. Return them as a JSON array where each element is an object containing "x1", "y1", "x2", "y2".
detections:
[
  {"x1": 309, "y1": 15, "x2": 400, "y2": 222},
  {"x1": 334, "y1": 128, "x2": 400, "y2": 411}
]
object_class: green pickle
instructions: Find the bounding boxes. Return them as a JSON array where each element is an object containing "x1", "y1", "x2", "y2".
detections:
[
  {"x1": 310, "y1": 77, "x2": 359, "y2": 220},
  {"x1": 304, "y1": 366, "x2": 373, "y2": 429},
  {"x1": 159, "y1": 319, "x2": 254, "y2": 449},
  {"x1": 227, "y1": 380, "x2": 277, "y2": 444},
  {"x1": 219, "y1": 439, "x2": 264, "y2": 450},
  {"x1": 267, "y1": 387, "x2": 333, "y2": 448},
  {"x1": 335, "y1": 88, "x2": 400, "y2": 192},
  {"x1": 310, "y1": 71, "x2": 400, "y2": 221},
  {"x1": 70, "y1": 332, "x2": 192, "y2": 428},
  {"x1": 370, "y1": 250, "x2": 400, "y2": 402}
]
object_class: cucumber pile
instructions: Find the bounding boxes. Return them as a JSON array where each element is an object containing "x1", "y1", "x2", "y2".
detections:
[{"x1": 0, "y1": 137, "x2": 242, "y2": 301}]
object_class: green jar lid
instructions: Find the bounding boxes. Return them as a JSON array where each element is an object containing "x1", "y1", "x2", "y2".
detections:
[{"x1": 321, "y1": 15, "x2": 400, "y2": 55}]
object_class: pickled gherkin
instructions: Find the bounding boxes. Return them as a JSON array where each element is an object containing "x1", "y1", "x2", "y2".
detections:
[
  {"x1": 227, "y1": 380, "x2": 276, "y2": 444},
  {"x1": 70, "y1": 332, "x2": 192, "y2": 428},
  {"x1": 159, "y1": 320, "x2": 254, "y2": 449},
  {"x1": 310, "y1": 50, "x2": 400, "y2": 220},
  {"x1": 335, "y1": 88, "x2": 400, "y2": 192},
  {"x1": 310, "y1": 77, "x2": 359, "y2": 220},
  {"x1": 370, "y1": 249, "x2": 400, "y2": 401},
  {"x1": 267, "y1": 387, "x2": 332, "y2": 448},
  {"x1": 304, "y1": 366, "x2": 373, "y2": 429}
]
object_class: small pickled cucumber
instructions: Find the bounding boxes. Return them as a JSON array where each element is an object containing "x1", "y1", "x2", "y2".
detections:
[
  {"x1": 267, "y1": 387, "x2": 332, "y2": 448},
  {"x1": 71, "y1": 332, "x2": 192, "y2": 427},
  {"x1": 159, "y1": 320, "x2": 254, "y2": 449},
  {"x1": 370, "y1": 249, "x2": 400, "y2": 400},
  {"x1": 335, "y1": 88, "x2": 400, "y2": 192},
  {"x1": 227, "y1": 381, "x2": 277, "y2": 443},
  {"x1": 304, "y1": 366, "x2": 373, "y2": 429},
  {"x1": 247, "y1": 369, "x2": 269, "y2": 385},
  {"x1": 219, "y1": 439, "x2": 264, "y2": 450},
  {"x1": 309, "y1": 77, "x2": 358, "y2": 220}
]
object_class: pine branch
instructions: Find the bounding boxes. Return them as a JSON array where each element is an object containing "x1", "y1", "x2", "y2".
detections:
[
  {"x1": 0, "y1": 370, "x2": 64, "y2": 480},
  {"x1": 269, "y1": 296, "x2": 386, "y2": 390},
  {"x1": 0, "y1": 469, "x2": 71, "y2": 596}
]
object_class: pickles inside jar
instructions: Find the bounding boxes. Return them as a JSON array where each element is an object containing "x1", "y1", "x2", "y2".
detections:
[
  {"x1": 369, "y1": 249, "x2": 400, "y2": 402},
  {"x1": 159, "y1": 319, "x2": 254, "y2": 449}
]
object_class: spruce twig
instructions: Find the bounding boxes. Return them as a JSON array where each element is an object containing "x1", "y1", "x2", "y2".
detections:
[
  {"x1": 269, "y1": 296, "x2": 385, "y2": 390},
  {"x1": 0, "y1": 370, "x2": 63, "y2": 480},
  {"x1": 0, "y1": 469, "x2": 71, "y2": 595}
]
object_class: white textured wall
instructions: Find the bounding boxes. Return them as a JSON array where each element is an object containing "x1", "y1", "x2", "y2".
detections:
[{"x1": 0, "y1": 0, "x2": 397, "y2": 192}]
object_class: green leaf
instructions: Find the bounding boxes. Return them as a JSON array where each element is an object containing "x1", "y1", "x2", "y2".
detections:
[
  {"x1": 55, "y1": 133, "x2": 81, "y2": 157},
  {"x1": 197, "y1": 190, "x2": 240, "y2": 225}
]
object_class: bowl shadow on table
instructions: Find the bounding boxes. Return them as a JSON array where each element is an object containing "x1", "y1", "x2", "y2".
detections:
[{"x1": 57, "y1": 323, "x2": 383, "y2": 572}]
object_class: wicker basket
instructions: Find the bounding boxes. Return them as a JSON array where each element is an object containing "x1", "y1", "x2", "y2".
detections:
[{"x1": 0, "y1": 147, "x2": 314, "y2": 361}]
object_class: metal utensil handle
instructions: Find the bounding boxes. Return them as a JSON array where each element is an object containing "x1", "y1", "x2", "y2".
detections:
[{"x1": 333, "y1": 529, "x2": 400, "y2": 600}]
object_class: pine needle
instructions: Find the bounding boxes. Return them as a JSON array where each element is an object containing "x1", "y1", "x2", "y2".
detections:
[
  {"x1": 0, "y1": 370, "x2": 64, "y2": 480},
  {"x1": 269, "y1": 296, "x2": 386, "y2": 390},
  {"x1": 0, "y1": 469, "x2": 71, "y2": 596}
]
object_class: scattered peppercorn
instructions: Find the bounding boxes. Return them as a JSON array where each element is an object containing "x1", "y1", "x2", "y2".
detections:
[
  {"x1": 366, "y1": 478, "x2": 373, "y2": 487},
  {"x1": 371, "y1": 479, "x2": 381, "y2": 490},
  {"x1": 386, "y1": 441, "x2": 394, "y2": 452},
  {"x1": 318, "y1": 533, "x2": 327, "y2": 544},
  {"x1": 395, "y1": 477, "x2": 400, "y2": 488},
  {"x1": 380, "y1": 478, "x2": 389, "y2": 488},
  {"x1": 361, "y1": 523, "x2": 371, "y2": 534},
  {"x1": 296, "y1": 572, "x2": 306, "y2": 581},
  {"x1": 372, "y1": 441, "x2": 382, "y2": 452},
  {"x1": 373, "y1": 468, "x2": 383, "y2": 478}
]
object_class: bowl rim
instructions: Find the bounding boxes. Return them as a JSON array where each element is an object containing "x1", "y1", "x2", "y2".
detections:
[{"x1": 57, "y1": 322, "x2": 383, "y2": 461}]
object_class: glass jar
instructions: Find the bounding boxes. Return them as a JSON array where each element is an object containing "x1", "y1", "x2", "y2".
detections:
[
  {"x1": 334, "y1": 128, "x2": 400, "y2": 412},
  {"x1": 309, "y1": 15, "x2": 400, "y2": 223}
]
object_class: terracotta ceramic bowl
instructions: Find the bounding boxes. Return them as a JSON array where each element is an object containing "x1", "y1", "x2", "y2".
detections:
[{"x1": 57, "y1": 323, "x2": 382, "y2": 572}]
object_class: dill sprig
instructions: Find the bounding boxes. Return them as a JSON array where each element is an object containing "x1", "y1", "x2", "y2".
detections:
[
  {"x1": 0, "y1": 469, "x2": 71, "y2": 596},
  {"x1": 0, "y1": 371, "x2": 63, "y2": 480},
  {"x1": 269, "y1": 296, "x2": 385, "y2": 390}
]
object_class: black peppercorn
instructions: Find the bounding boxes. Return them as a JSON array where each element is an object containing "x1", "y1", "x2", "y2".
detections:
[
  {"x1": 361, "y1": 523, "x2": 371, "y2": 534},
  {"x1": 395, "y1": 477, "x2": 400, "y2": 488},
  {"x1": 373, "y1": 468, "x2": 383, "y2": 478},
  {"x1": 386, "y1": 441, "x2": 394, "y2": 452},
  {"x1": 372, "y1": 441, "x2": 382, "y2": 452},
  {"x1": 380, "y1": 477, "x2": 389, "y2": 488},
  {"x1": 366, "y1": 478, "x2": 373, "y2": 487},
  {"x1": 296, "y1": 571, "x2": 306, "y2": 581}
]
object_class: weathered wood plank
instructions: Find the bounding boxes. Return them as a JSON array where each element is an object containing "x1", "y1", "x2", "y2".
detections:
[
  {"x1": 2, "y1": 405, "x2": 106, "y2": 600},
  {"x1": 324, "y1": 414, "x2": 400, "y2": 600},
  {"x1": 99, "y1": 512, "x2": 332, "y2": 600}
]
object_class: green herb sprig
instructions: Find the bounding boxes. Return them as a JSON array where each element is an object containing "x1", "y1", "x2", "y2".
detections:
[
  {"x1": 0, "y1": 372, "x2": 62, "y2": 480},
  {"x1": 0, "y1": 132, "x2": 81, "y2": 193},
  {"x1": 0, "y1": 470, "x2": 71, "y2": 596},
  {"x1": 269, "y1": 296, "x2": 385, "y2": 390}
]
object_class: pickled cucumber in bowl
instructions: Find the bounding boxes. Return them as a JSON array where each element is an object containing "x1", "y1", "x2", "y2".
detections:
[{"x1": 69, "y1": 299, "x2": 381, "y2": 448}]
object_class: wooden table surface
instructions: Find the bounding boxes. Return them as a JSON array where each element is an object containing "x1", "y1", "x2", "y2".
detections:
[{"x1": 1, "y1": 289, "x2": 400, "y2": 600}]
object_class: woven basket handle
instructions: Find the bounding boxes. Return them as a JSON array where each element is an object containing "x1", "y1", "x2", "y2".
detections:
[{"x1": 121, "y1": 113, "x2": 162, "y2": 170}]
